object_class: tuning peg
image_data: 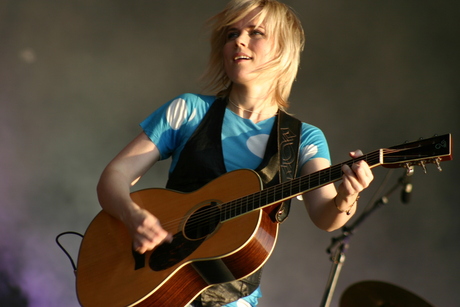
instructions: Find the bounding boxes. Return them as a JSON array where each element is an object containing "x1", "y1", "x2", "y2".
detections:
[
  {"x1": 404, "y1": 163, "x2": 415, "y2": 176},
  {"x1": 418, "y1": 160, "x2": 427, "y2": 173},
  {"x1": 435, "y1": 158, "x2": 443, "y2": 172}
]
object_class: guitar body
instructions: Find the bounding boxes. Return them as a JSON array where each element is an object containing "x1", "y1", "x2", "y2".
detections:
[{"x1": 76, "y1": 169, "x2": 280, "y2": 307}]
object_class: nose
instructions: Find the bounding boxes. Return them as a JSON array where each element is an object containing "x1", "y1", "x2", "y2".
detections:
[{"x1": 235, "y1": 33, "x2": 248, "y2": 47}]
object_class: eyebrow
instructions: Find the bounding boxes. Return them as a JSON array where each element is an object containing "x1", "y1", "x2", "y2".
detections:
[{"x1": 226, "y1": 24, "x2": 266, "y2": 32}]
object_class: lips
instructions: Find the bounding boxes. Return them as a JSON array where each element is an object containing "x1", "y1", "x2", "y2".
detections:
[{"x1": 233, "y1": 53, "x2": 252, "y2": 61}]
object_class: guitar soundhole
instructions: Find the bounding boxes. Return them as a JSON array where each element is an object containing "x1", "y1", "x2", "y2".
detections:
[
  {"x1": 184, "y1": 202, "x2": 221, "y2": 240},
  {"x1": 149, "y1": 202, "x2": 221, "y2": 271}
]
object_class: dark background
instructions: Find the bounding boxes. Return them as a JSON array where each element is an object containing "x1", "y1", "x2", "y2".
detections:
[{"x1": 0, "y1": 1, "x2": 458, "y2": 306}]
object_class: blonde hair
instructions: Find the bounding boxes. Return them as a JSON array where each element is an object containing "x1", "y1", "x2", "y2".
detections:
[{"x1": 202, "y1": 0, "x2": 305, "y2": 110}]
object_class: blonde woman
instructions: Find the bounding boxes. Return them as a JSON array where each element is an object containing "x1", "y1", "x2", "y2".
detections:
[{"x1": 96, "y1": 1, "x2": 374, "y2": 306}]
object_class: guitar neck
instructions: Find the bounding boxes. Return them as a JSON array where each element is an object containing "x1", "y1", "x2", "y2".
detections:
[{"x1": 220, "y1": 150, "x2": 383, "y2": 221}]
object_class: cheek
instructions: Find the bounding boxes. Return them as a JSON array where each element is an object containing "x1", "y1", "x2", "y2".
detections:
[
  {"x1": 222, "y1": 44, "x2": 233, "y2": 70},
  {"x1": 223, "y1": 42, "x2": 233, "y2": 58},
  {"x1": 255, "y1": 41, "x2": 275, "y2": 59}
]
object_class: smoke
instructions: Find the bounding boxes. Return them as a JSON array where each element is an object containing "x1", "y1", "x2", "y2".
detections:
[{"x1": 0, "y1": 0, "x2": 458, "y2": 306}]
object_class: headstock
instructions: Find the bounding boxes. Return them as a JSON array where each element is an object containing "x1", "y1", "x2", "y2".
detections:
[{"x1": 382, "y1": 134, "x2": 452, "y2": 173}]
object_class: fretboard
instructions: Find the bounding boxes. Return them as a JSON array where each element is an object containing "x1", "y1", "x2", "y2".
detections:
[{"x1": 220, "y1": 149, "x2": 383, "y2": 221}]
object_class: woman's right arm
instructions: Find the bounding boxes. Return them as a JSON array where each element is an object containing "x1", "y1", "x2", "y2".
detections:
[{"x1": 96, "y1": 132, "x2": 172, "y2": 254}]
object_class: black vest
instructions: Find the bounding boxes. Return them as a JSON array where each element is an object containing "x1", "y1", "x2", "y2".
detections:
[{"x1": 166, "y1": 98, "x2": 300, "y2": 306}]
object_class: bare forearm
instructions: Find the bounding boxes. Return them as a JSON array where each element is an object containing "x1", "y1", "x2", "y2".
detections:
[
  {"x1": 305, "y1": 192, "x2": 358, "y2": 232},
  {"x1": 301, "y1": 155, "x2": 372, "y2": 232},
  {"x1": 96, "y1": 168, "x2": 140, "y2": 223},
  {"x1": 95, "y1": 133, "x2": 170, "y2": 253}
]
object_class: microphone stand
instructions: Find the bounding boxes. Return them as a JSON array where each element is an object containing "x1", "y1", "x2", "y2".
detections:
[{"x1": 319, "y1": 169, "x2": 413, "y2": 307}]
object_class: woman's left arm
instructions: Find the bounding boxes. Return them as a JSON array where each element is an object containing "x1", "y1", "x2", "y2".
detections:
[{"x1": 301, "y1": 150, "x2": 374, "y2": 232}]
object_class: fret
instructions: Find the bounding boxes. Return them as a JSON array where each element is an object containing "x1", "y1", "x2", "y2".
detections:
[
  {"x1": 222, "y1": 203, "x2": 228, "y2": 221},
  {"x1": 250, "y1": 193, "x2": 256, "y2": 212},
  {"x1": 235, "y1": 199, "x2": 241, "y2": 217},
  {"x1": 282, "y1": 181, "x2": 291, "y2": 200},
  {"x1": 244, "y1": 193, "x2": 250, "y2": 214},
  {"x1": 319, "y1": 169, "x2": 330, "y2": 185}
]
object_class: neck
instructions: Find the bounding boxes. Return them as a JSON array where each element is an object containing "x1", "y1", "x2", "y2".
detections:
[{"x1": 228, "y1": 85, "x2": 278, "y2": 122}]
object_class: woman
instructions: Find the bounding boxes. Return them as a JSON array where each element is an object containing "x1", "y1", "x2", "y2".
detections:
[{"x1": 96, "y1": 0, "x2": 374, "y2": 306}]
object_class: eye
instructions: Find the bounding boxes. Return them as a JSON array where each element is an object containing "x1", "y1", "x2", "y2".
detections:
[
  {"x1": 251, "y1": 29, "x2": 265, "y2": 36},
  {"x1": 226, "y1": 31, "x2": 239, "y2": 40}
]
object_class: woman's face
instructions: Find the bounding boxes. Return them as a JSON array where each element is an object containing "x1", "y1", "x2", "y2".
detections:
[{"x1": 223, "y1": 8, "x2": 276, "y2": 87}]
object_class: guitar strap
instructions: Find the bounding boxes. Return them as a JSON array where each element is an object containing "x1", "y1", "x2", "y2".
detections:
[
  {"x1": 274, "y1": 110, "x2": 301, "y2": 223},
  {"x1": 253, "y1": 108, "x2": 301, "y2": 223}
]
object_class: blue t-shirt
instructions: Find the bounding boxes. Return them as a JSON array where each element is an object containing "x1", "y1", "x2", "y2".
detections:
[
  {"x1": 140, "y1": 93, "x2": 330, "y2": 306},
  {"x1": 140, "y1": 93, "x2": 330, "y2": 175},
  {"x1": 140, "y1": 94, "x2": 330, "y2": 307}
]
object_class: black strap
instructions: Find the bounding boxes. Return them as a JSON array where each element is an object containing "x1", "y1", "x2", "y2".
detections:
[
  {"x1": 275, "y1": 111, "x2": 301, "y2": 223},
  {"x1": 165, "y1": 98, "x2": 227, "y2": 192}
]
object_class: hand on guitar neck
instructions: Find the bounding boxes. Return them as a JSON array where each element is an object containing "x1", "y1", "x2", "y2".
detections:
[{"x1": 337, "y1": 149, "x2": 374, "y2": 204}]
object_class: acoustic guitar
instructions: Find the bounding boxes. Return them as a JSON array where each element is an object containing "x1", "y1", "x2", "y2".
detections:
[{"x1": 76, "y1": 134, "x2": 452, "y2": 307}]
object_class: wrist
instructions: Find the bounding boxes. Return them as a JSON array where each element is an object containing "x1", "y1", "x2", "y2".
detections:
[
  {"x1": 120, "y1": 201, "x2": 142, "y2": 224},
  {"x1": 333, "y1": 194, "x2": 360, "y2": 215}
]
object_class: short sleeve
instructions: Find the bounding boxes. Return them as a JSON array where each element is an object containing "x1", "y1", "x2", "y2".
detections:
[
  {"x1": 140, "y1": 93, "x2": 214, "y2": 160},
  {"x1": 298, "y1": 123, "x2": 331, "y2": 168}
]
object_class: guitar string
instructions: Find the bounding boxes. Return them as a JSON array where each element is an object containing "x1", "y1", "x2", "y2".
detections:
[
  {"x1": 177, "y1": 145, "x2": 448, "y2": 232},
  {"x1": 157, "y1": 150, "x2": 395, "y2": 232},
  {"x1": 162, "y1": 153, "x2": 407, "y2": 233},
  {"x1": 158, "y1": 150, "x2": 386, "y2": 231},
  {"x1": 156, "y1": 152, "x2": 356, "y2": 231},
  {"x1": 157, "y1": 159, "x2": 346, "y2": 230},
  {"x1": 166, "y1": 149, "x2": 442, "y2": 234},
  {"x1": 158, "y1": 148, "x2": 416, "y2": 231}
]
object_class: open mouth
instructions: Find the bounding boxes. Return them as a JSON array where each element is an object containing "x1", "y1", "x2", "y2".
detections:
[{"x1": 234, "y1": 55, "x2": 252, "y2": 61}]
